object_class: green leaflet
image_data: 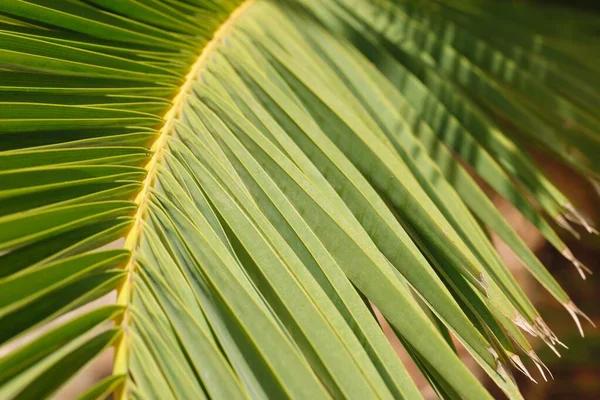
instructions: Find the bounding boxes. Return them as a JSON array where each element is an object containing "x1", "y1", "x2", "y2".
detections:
[
  {"x1": 3, "y1": 329, "x2": 122, "y2": 400},
  {"x1": 0, "y1": 0, "x2": 193, "y2": 49},
  {"x1": 0, "y1": 147, "x2": 151, "y2": 169},
  {"x1": 0, "y1": 270, "x2": 125, "y2": 345},
  {"x1": 0, "y1": 250, "x2": 129, "y2": 314},
  {"x1": 165, "y1": 131, "x2": 390, "y2": 399},
  {"x1": 0, "y1": 201, "x2": 136, "y2": 251},
  {"x1": 291, "y1": 17, "x2": 573, "y2": 313},
  {"x1": 187, "y1": 76, "x2": 493, "y2": 397},
  {"x1": 0, "y1": 103, "x2": 161, "y2": 132},
  {"x1": 0, "y1": 72, "x2": 176, "y2": 95},
  {"x1": 0, "y1": 0, "x2": 597, "y2": 398},
  {"x1": 0, "y1": 306, "x2": 123, "y2": 384},
  {"x1": 142, "y1": 189, "x2": 331, "y2": 399},
  {"x1": 249, "y1": 5, "x2": 538, "y2": 321},
  {"x1": 0, "y1": 219, "x2": 133, "y2": 276},
  {"x1": 202, "y1": 65, "x2": 423, "y2": 400},
  {"x1": 79, "y1": 374, "x2": 127, "y2": 400},
  {"x1": 341, "y1": 0, "x2": 600, "y2": 173},
  {"x1": 304, "y1": 0, "x2": 581, "y2": 225}
]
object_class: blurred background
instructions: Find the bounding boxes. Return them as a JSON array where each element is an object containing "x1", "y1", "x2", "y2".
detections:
[
  {"x1": 480, "y1": 1, "x2": 600, "y2": 396},
  {"x1": 481, "y1": 152, "x2": 600, "y2": 399},
  {"x1": 379, "y1": 150, "x2": 600, "y2": 399}
]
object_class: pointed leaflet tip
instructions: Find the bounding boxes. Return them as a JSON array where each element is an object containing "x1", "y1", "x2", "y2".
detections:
[
  {"x1": 534, "y1": 316, "x2": 556, "y2": 344},
  {"x1": 535, "y1": 317, "x2": 557, "y2": 341},
  {"x1": 565, "y1": 305, "x2": 584, "y2": 337},
  {"x1": 488, "y1": 347, "x2": 516, "y2": 384},
  {"x1": 514, "y1": 314, "x2": 538, "y2": 337},
  {"x1": 541, "y1": 336, "x2": 562, "y2": 357},
  {"x1": 510, "y1": 355, "x2": 537, "y2": 383},
  {"x1": 532, "y1": 359, "x2": 547, "y2": 382},
  {"x1": 533, "y1": 317, "x2": 567, "y2": 351},
  {"x1": 561, "y1": 248, "x2": 592, "y2": 279},
  {"x1": 564, "y1": 301, "x2": 596, "y2": 337},
  {"x1": 564, "y1": 203, "x2": 597, "y2": 234},
  {"x1": 554, "y1": 336, "x2": 569, "y2": 350},
  {"x1": 528, "y1": 350, "x2": 554, "y2": 381},
  {"x1": 555, "y1": 214, "x2": 581, "y2": 239}
]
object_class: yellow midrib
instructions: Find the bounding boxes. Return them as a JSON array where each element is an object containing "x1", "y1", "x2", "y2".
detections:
[{"x1": 112, "y1": 1, "x2": 255, "y2": 397}]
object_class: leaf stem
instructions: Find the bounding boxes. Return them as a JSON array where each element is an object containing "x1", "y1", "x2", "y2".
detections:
[{"x1": 112, "y1": 1, "x2": 256, "y2": 397}]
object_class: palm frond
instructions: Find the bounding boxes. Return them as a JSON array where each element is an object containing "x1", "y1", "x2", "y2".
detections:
[{"x1": 0, "y1": 0, "x2": 598, "y2": 399}]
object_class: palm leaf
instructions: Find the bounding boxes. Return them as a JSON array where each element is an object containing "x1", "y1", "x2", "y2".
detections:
[{"x1": 0, "y1": 0, "x2": 597, "y2": 398}]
